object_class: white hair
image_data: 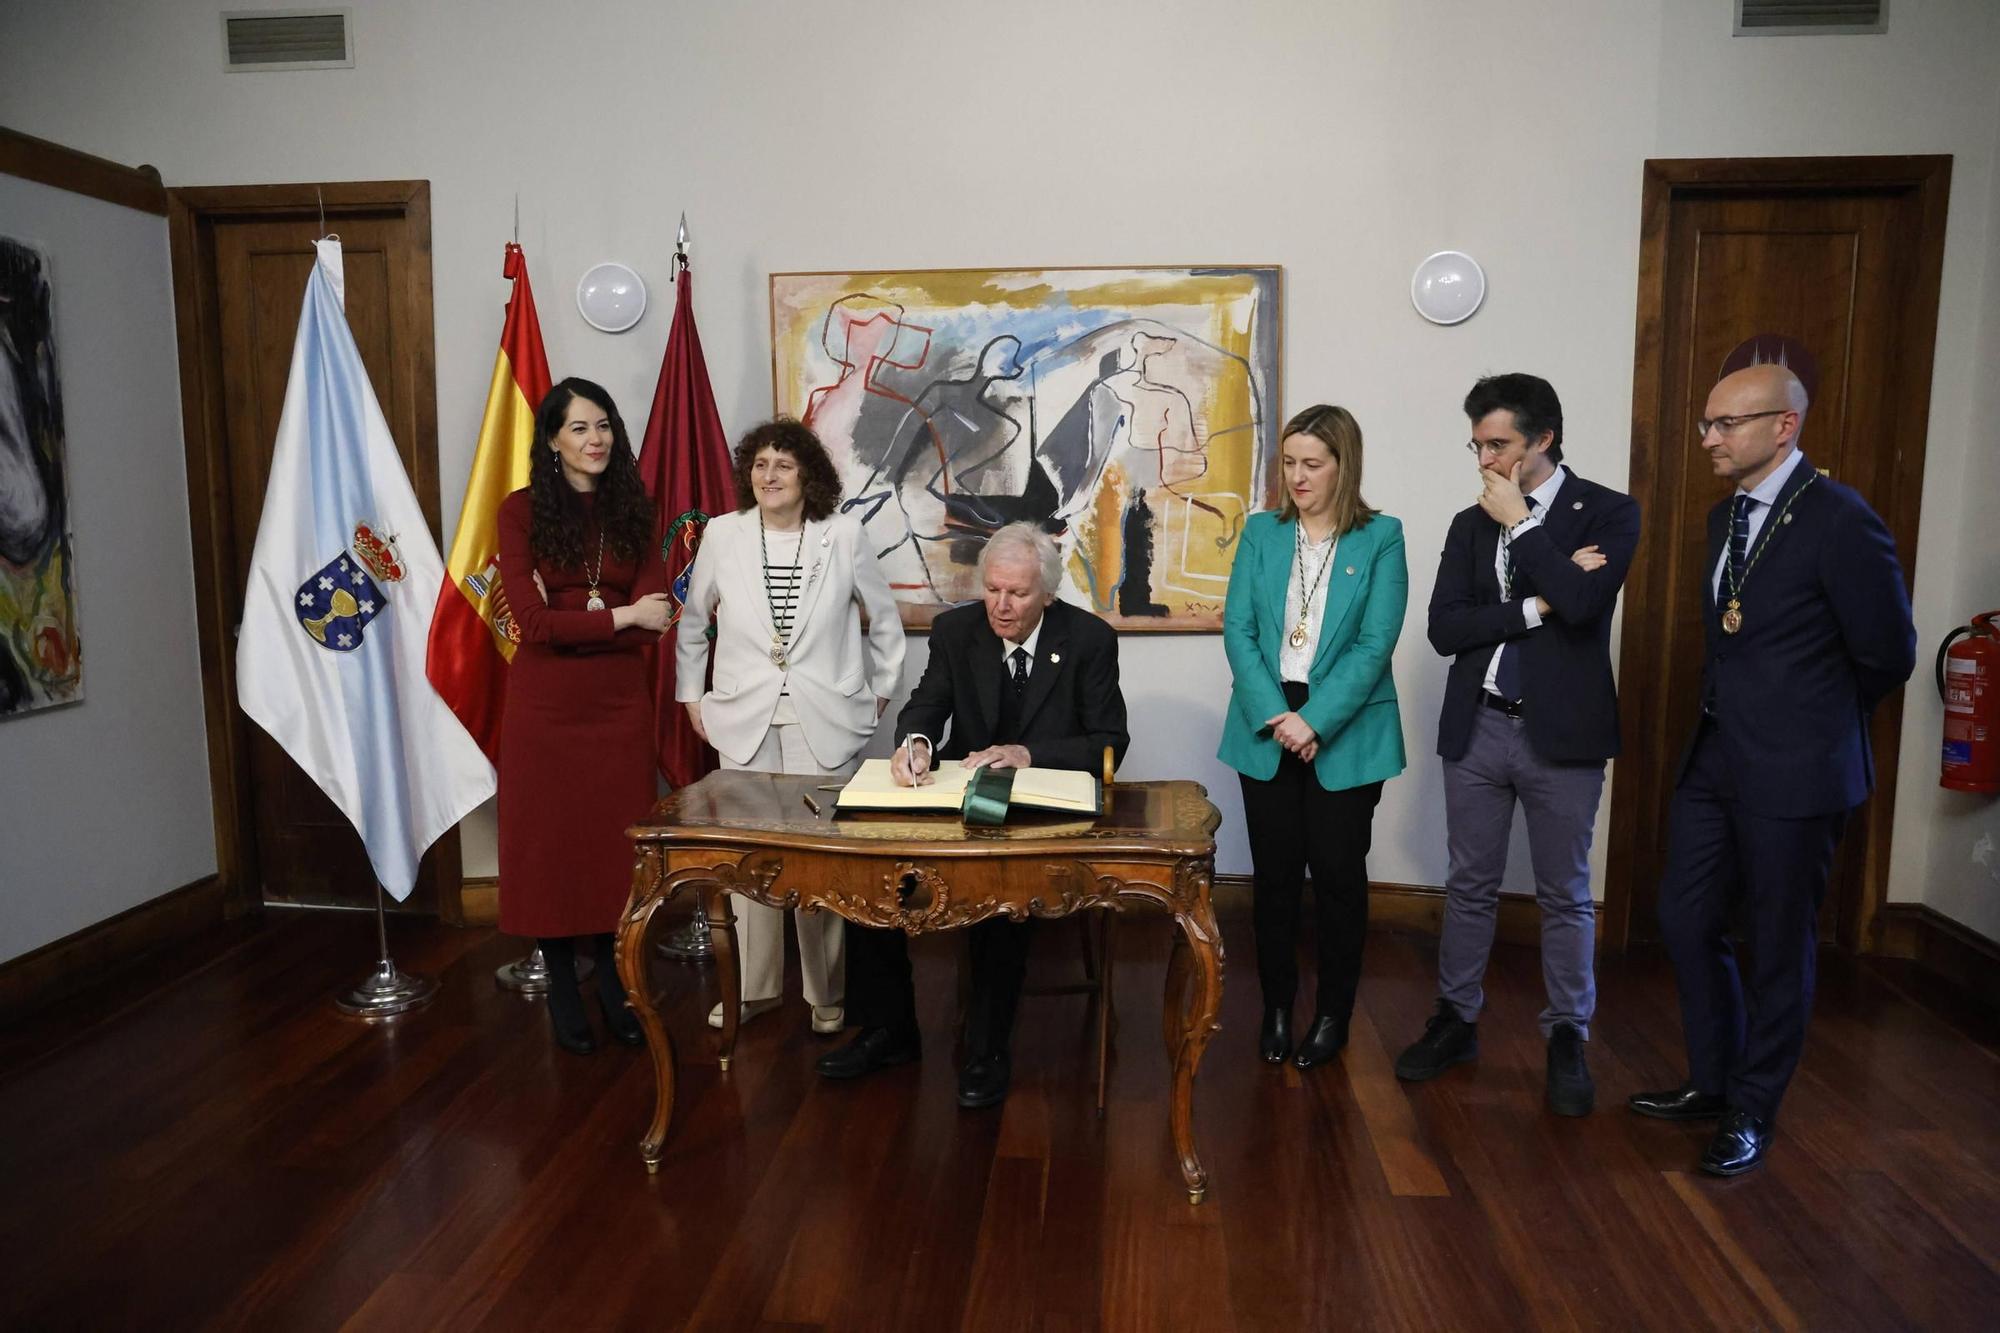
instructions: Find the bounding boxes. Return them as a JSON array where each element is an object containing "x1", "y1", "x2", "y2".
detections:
[{"x1": 977, "y1": 521, "x2": 1061, "y2": 597}]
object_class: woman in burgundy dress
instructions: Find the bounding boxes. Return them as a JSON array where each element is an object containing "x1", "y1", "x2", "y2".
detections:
[{"x1": 497, "y1": 378, "x2": 671, "y2": 1054}]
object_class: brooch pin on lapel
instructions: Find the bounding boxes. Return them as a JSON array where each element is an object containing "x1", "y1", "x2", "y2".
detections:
[{"x1": 1048, "y1": 652, "x2": 1061, "y2": 665}]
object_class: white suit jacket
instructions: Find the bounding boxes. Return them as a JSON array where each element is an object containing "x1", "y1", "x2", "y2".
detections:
[{"x1": 674, "y1": 508, "x2": 906, "y2": 768}]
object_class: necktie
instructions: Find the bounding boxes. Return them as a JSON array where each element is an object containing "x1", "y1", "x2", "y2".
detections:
[
  {"x1": 1493, "y1": 497, "x2": 1539, "y2": 702},
  {"x1": 1010, "y1": 646, "x2": 1030, "y2": 698},
  {"x1": 1728, "y1": 493, "x2": 1752, "y2": 589}
]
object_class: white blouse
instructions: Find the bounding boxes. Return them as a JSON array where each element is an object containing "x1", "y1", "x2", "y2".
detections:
[{"x1": 1279, "y1": 526, "x2": 1338, "y2": 683}]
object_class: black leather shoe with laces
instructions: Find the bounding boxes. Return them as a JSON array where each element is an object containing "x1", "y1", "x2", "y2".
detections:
[{"x1": 1394, "y1": 1000, "x2": 1477, "y2": 1081}]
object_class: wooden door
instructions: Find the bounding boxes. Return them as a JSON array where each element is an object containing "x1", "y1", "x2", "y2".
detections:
[
  {"x1": 169, "y1": 183, "x2": 457, "y2": 915},
  {"x1": 1604, "y1": 157, "x2": 1949, "y2": 955}
]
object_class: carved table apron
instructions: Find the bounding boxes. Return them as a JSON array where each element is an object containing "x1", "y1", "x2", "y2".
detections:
[{"x1": 618, "y1": 770, "x2": 1224, "y2": 1202}]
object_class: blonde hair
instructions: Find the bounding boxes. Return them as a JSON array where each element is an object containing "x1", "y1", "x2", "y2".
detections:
[{"x1": 1278, "y1": 404, "x2": 1379, "y2": 536}]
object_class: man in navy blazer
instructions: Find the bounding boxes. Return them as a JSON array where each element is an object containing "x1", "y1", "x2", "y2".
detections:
[
  {"x1": 1629, "y1": 364, "x2": 1914, "y2": 1176},
  {"x1": 1394, "y1": 374, "x2": 1640, "y2": 1117},
  {"x1": 815, "y1": 522, "x2": 1130, "y2": 1109}
]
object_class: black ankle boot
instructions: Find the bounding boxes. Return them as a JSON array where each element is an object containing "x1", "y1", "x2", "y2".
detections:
[
  {"x1": 540, "y1": 937, "x2": 596, "y2": 1056},
  {"x1": 1259, "y1": 1007, "x2": 1293, "y2": 1064},
  {"x1": 1291, "y1": 1014, "x2": 1348, "y2": 1070},
  {"x1": 591, "y1": 934, "x2": 642, "y2": 1046}
]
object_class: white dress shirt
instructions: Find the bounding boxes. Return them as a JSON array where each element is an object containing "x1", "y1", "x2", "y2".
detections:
[
  {"x1": 1711, "y1": 446, "x2": 1807, "y2": 601},
  {"x1": 1484, "y1": 464, "x2": 1568, "y2": 697}
]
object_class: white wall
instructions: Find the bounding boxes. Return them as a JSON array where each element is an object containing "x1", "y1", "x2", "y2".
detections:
[
  {"x1": 2, "y1": 0, "x2": 1996, "y2": 928},
  {"x1": 0, "y1": 173, "x2": 216, "y2": 963}
]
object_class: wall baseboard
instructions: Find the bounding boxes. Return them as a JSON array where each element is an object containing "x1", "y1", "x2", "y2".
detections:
[
  {"x1": 1216, "y1": 875, "x2": 1548, "y2": 949},
  {"x1": 0, "y1": 874, "x2": 228, "y2": 1023},
  {"x1": 1873, "y1": 903, "x2": 2000, "y2": 1013},
  {"x1": 460, "y1": 878, "x2": 498, "y2": 927}
]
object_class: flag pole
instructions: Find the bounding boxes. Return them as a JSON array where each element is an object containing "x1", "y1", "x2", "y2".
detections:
[
  {"x1": 335, "y1": 882, "x2": 439, "y2": 1016},
  {"x1": 653, "y1": 210, "x2": 715, "y2": 967}
]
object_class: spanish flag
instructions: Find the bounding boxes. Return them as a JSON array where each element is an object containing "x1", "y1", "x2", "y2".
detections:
[{"x1": 425, "y1": 242, "x2": 550, "y2": 761}]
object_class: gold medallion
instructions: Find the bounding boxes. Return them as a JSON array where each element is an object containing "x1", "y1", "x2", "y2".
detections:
[
  {"x1": 586, "y1": 588, "x2": 606, "y2": 612},
  {"x1": 1721, "y1": 599, "x2": 1743, "y2": 635},
  {"x1": 1288, "y1": 624, "x2": 1309, "y2": 649}
]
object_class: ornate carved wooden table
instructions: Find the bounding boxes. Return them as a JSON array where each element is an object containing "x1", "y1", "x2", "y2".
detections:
[{"x1": 617, "y1": 770, "x2": 1225, "y2": 1202}]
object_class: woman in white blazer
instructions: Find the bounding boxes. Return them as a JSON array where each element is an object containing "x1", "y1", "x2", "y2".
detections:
[{"x1": 677, "y1": 418, "x2": 905, "y2": 1033}]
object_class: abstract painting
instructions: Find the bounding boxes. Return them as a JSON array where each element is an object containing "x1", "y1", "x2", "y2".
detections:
[
  {"x1": 771, "y1": 265, "x2": 1280, "y2": 630},
  {"x1": 0, "y1": 235, "x2": 82, "y2": 716}
]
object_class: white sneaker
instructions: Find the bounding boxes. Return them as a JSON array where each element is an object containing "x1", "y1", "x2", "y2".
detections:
[
  {"x1": 811, "y1": 1004, "x2": 845, "y2": 1035},
  {"x1": 707, "y1": 996, "x2": 780, "y2": 1030}
]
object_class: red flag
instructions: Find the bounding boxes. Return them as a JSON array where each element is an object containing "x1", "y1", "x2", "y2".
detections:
[
  {"x1": 636, "y1": 261, "x2": 735, "y2": 786},
  {"x1": 426, "y1": 244, "x2": 551, "y2": 761}
]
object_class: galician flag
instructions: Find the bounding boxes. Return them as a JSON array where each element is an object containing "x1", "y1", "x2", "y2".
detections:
[
  {"x1": 237, "y1": 238, "x2": 495, "y2": 900},
  {"x1": 426, "y1": 242, "x2": 551, "y2": 760}
]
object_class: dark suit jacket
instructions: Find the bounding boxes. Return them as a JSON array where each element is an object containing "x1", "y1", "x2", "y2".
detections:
[
  {"x1": 896, "y1": 598, "x2": 1130, "y2": 775},
  {"x1": 1681, "y1": 454, "x2": 1915, "y2": 818},
  {"x1": 1428, "y1": 468, "x2": 1641, "y2": 763}
]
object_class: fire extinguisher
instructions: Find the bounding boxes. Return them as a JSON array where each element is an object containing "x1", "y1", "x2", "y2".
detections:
[{"x1": 1938, "y1": 611, "x2": 2000, "y2": 794}]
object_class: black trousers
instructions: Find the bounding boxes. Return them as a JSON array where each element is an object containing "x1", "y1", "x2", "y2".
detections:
[
  {"x1": 845, "y1": 918, "x2": 1036, "y2": 1059},
  {"x1": 1657, "y1": 719, "x2": 1846, "y2": 1122},
  {"x1": 1239, "y1": 683, "x2": 1385, "y2": 1023}
]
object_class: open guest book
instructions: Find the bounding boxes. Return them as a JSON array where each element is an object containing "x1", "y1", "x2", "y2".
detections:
[{"x1": 834, "y1": 757, "x2": 1102, "y2": 823}]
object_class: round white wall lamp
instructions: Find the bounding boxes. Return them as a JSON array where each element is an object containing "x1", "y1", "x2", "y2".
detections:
[
  {"x1": 1410, "y1": 250, "x2": 1487, "y2": 326},
  {"x1": 576, "y1": 262, "x2": 647, "y2": 333}
]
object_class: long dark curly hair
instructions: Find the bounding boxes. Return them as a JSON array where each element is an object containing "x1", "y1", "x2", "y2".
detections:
[
  {"x1": 731, "y1": 417, "x2": 843, "y2": 521},
  {"x1": 528, "y1": 378, "x2": 655, "y2": 567}
]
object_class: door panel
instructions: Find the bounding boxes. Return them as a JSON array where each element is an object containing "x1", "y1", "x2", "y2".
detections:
[
  {"x1": 196, "y1": 199, "x2": 447, "y2": 912},
  {"x1": 1609, "y1": 159, "x2": 1949, "y2": 954}
]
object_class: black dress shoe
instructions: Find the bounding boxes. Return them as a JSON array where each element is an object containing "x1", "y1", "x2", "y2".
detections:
[
  {"x1": 1626, "y1": 1083, "x2": 1728, "y2": 1121},
  {"x1": 548, "y1": 1007, "x2": 596, "y2": 1057},
  {"x1": 599, "y1": 995, "x2": 644, "y2": 1047},
  {"x1": 814, "y1": 1026, "x2": 921, "y2": 1080},
  {"x1": 1700, "y1": 1109, "x2": 1772, "y2": 1177},
  {"x1": 546, "y1": 982, "x2": 596, "y2": 1056},
  {"x1": 1545, "y1": 1022, "x2": 1594, "y2": 1117},
  {"x1": 1291, "y1": 1015, "x2": 1347, "y2": 1070},
  {"x1": 1394, "y1": 1000, "x2": 1477, "y2": 1081},
  {"x1": 1259, "y1": 1007, "x2": 1293, "y2": 1064},
  {"x1": 957, "y1": 1052, "x2": 1012, "y2": 1109}
]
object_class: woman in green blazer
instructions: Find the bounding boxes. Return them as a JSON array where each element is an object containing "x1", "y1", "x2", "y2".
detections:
[{"x1": 1219, "y1": 404, "x2": 1407, "y2": 1069}]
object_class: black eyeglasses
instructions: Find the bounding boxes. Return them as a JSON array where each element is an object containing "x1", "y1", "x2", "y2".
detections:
[{"x1": 1695, "y1": 410, "x2": 1786, "y2": 438}]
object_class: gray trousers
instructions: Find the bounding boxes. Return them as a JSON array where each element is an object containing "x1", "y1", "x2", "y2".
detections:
[{"x1": 1439, "y1": 704, "x2": 1606, "y2": 1038}]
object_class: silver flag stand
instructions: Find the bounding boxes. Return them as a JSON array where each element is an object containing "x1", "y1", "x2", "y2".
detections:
[
  {"x1": 495, "y1": 944, "x2": 592, "y2": 992},
  {"x1": 656, "y1": 913, "x2": 714, "y2": 964},
  {"x1": 335, "y1": 883, "x2": 437, "y2": 1017}
]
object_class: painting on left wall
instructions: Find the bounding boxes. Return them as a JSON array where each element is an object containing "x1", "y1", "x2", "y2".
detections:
[{"x1": 0, "y1": 235, "x2": 83, "y2": 716}]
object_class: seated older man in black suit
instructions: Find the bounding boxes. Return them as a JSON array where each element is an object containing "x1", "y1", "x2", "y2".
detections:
[{"x1": 815, "y1": 521, "x2": 1129, "y2": 1109}]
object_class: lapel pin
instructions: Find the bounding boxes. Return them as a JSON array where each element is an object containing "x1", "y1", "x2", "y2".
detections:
[
  {"x1": 1345, "y1": 566, "x2": 1356, "y2": 575},
  {"x1": 1572, "y1": 500, "x2": 1583, "y2": 509},
  {"x1": 1048, "y1": 652, "x2": 1061, "y2": 665}
]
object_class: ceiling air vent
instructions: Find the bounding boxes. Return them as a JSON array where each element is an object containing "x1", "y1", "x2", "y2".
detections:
[
  {"x1": 1735, "y1": 1, "x2": 1887, "y2": 35},
  {"x1": 222, "y1": 9, "x2": 353, "y2": 71}
]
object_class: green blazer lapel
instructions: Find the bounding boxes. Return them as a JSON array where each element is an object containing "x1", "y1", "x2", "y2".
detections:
[
  {"x1": 1309, "y1": 519, "x2": 1374, "y2": 675},
  {"x1": 1256, "y1": 518, "x2": 1289, "y2": 651}
]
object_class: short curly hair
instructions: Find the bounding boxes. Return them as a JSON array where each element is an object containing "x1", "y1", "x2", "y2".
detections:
[{"x1": 731, "y1": 417, "x2": 843, "y2": 521}]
